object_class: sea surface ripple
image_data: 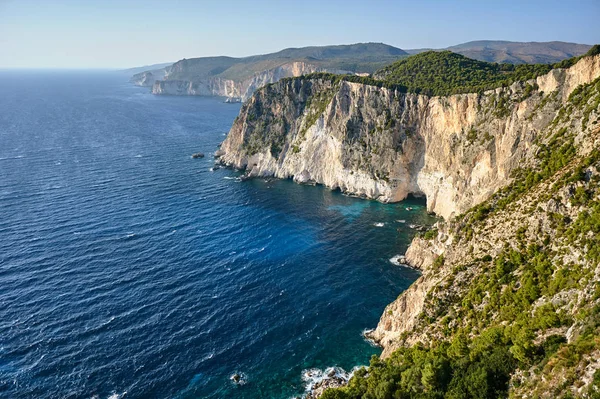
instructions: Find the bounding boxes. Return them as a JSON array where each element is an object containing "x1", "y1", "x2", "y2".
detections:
[{"x1": 0, "y1": 71, "x2": 435, "y2": 398}]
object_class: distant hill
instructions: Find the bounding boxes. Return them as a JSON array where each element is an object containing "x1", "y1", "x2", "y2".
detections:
[
  {"x1": 129, "y1": 41, "x2": 593, "y2": 100},
  {"x1": 165, "y1": 43, "x2": 408, "y2": 82},
  {"x1": 406, "y1": 41, "x2": 592, "y2": 64},
  {"x1": 121, "y1": 62, "x2": 173, "y2": 75},
  {"x1": 132, "y1": 43, "x2": 409, "y2": 100}
]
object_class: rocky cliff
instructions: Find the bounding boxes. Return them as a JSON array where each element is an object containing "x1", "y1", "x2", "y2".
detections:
[
  {"x1": 152, "y1": 61, "x2": 346, "y2": 101},
  {"x1": 130, "y1": 69, "x2": 167, "y2": 87},
  {"x1": 220, "y1": 53, "x2": 600, "y2": 397},
  {"x1": 219, "y1": 54, "x2": 600, "y2": 219}
]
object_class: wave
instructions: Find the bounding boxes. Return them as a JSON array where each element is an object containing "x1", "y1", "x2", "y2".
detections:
[
  {"x1": 229, "y1": 371, "x2": 248, "y2": 386},
  {"x1": 0, "y1": 155, "x2": 25, "y2": 161},
  {"x1": 362, "y1": 328, "x2": 380, "y2": 347},
  {"x1": 389, "y1": 254, "x2": 417, "y2": 269},
  {"x1": 301, "y1": 366, "x2": 363, "y2": 397}
]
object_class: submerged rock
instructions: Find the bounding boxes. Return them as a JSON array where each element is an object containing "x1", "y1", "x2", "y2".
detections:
[{"x1": 191, "y1": 152, "x2": 205, "y2": 159}]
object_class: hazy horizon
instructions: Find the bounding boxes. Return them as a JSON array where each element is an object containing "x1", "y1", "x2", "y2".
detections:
[{"x1": 1, "y1": 0, "x2": 599, "y2": 69}]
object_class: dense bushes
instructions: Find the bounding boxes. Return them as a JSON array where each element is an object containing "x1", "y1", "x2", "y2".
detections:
[
  {"x1": 322, "y1": 239, "x2": 594, "y2": 398},
  {"x1": 321, "y1": 332, "x2": 516, "y2": 399},
  {"x1": 373, "y1": 51, "x2": 578, "y2": 96}
]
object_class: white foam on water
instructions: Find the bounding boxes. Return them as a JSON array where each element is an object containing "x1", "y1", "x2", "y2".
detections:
[
  {"x1": 389, "y1": 254, "x2": 404, "y2": 266},
  {"x1": 362, "y1": 328, "x2": 380, "y2": 347},
  {"x1": 229, "y1": 372, "x2": 248, "y2": 386},
  {"x1": 301, "y1": 366, "x2": 363, "y2": 396}
]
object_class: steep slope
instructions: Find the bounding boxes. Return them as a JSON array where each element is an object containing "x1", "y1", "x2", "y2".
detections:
[
  {"x1": 218, "y1": 50, "x2": 600, "y2": 219},
  {"x1": 218, "y1": 49, "x2": 600, "y2": 397},
  {"x1": 330, "y1": 76, "x2": 600, "y2": 398},
  {"x1": 148, "y1": 43, "x2": 408, "y2": 100}
]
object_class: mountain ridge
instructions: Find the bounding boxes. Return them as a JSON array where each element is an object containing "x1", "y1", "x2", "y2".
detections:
[{"x1": 130, "y1": 41, "x2": 592, "y2": 102}]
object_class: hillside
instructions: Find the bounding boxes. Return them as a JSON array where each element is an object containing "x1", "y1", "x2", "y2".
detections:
[
  {"x1": 217, "y1": 48, "x2": 600, "y2": 397},
  {"x1": 130, "y1": 41, "x2": 592, "y2": 100},
  {"x1": 131, "y1": 43, "x2": 408, "y2": 100},
  {"x1": 374, "y1": 46, "x2": 600, "y2": 96},
  {"x1": 121, "y1": 62, "x2": 173, "y2": 75},
  {"x1": 165, "y1": 43, "x2": 407, "y2": 81},
  {"x1": 447, "y1": 40, "x2": 593, "y2": 64},
  {"x1": 405, "y1": 41, "x2": 592, "y2": 64}
]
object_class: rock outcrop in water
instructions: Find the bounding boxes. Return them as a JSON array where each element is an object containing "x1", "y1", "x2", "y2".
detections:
[{"x1": 219, "y1": 54, "x2": 600, "y2": 219}]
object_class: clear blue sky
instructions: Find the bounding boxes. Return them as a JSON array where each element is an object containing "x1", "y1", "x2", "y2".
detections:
[{"x1": 1, "y1": 0, "x2": 598, "y2": 69}]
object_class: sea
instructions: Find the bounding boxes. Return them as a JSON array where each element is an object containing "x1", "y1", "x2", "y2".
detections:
[{"x1": 0, "y1": 71, "x2": 435, "y2": 398}]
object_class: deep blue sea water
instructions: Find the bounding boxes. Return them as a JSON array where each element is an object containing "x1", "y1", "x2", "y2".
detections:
[{"x1": 0, "y1": 71, "x2": 434, "y2": 399}]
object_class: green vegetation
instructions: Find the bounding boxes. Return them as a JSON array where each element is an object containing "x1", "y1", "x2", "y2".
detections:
[
  {"x1": 299, "y1": 87, "x2": 338, "y2": 138},
  {"x1": 374, "y1": 50, "x2": 595, "y2": 96},
  {"x1": 422, "y1": 228, "x2": 438, "y2": 240},
  {"x1": 322, "y1": 334, "x2": 515, "y2": 399}
]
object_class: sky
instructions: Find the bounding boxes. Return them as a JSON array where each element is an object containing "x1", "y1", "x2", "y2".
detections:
[{"x1": 0, "y1": 0, "x2": 599, "y2": 69}]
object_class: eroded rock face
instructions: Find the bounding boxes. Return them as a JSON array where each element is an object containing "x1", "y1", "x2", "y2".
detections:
[
  {"x1": 219, "y1": 55, "x2": 600, "y2": 219},
  {"x1": 219, "y1": 56, "x2": 600, "y2": 374},
  {"x1": 130, "y1": 70, "x2": 166, "y2": 87},
  {"x1": 151, "y1": 61, "x2": 345, "y2": 101}
]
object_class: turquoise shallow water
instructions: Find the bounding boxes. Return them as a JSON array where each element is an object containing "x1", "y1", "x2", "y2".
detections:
[{"x1": 0, "y1": 71, "x2": 435, "y2": 398}]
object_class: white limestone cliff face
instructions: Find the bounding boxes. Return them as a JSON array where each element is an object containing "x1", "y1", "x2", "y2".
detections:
[
  {"x1": 365, "y1": 56, "x2": 600, "y2": 361},
  {"x1": 130, "y1": 69, "x2": 166, "y2": 87},
  {"x1": 220, "y1": 55, "x2": 600, "y2": 219},
  {"x1": 151, "y1": 61, "x2": 346, "y2": 101}
]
